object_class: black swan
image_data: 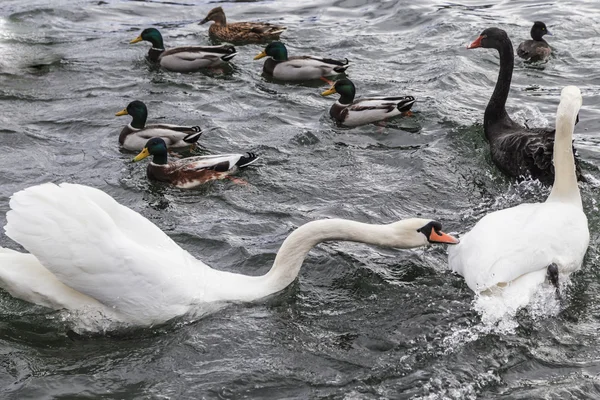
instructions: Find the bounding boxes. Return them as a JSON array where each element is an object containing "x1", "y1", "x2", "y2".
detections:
[
  {"x1": 517, "y1": 21, "x2": 552, "y2": 62},
  {"x1": 467, "y1": 27, "x2": 583, "y2": 185}
]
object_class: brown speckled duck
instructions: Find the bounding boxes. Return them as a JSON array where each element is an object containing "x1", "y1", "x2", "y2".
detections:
[
  {"x1": 133, "y1": 138, "x2": 259, "y2": 189},
  {"x1": 199, "y1": 6, "x2": 286, "y2": 44}
]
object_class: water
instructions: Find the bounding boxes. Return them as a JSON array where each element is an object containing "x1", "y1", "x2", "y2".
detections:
[{"x1": 1, "y1": 0, "x2": 600, "y2": 398}]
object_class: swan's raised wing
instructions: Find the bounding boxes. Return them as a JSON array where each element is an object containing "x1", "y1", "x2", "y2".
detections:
[
  {"x1": 4, "y1": 183, "x2": 203, "y2": 324},
  {"x1": 448, "y1": 203, "x2": 589, "y2": 293}
]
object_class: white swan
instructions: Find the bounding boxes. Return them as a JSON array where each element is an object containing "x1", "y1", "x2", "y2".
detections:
[
  {"x1": 0, "y1": 183, "x2": 458, "y2": 327},
  {"x1": 448, "y1": 86, "x2": 589, "y2": 309}
]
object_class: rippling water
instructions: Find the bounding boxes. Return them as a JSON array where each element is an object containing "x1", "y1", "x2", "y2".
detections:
[{"x1": 1, "y1": 0, "x2": 600, "y2": 398}]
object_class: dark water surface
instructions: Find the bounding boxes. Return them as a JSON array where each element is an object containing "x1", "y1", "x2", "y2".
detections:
[{"x1": 1, "y1": 0, "x2": 600, "y2": 398}]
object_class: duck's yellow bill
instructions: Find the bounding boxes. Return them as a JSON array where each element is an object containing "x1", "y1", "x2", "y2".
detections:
[
  {"x1": 130, "y1": 36, "x2": 143, "y2": 44},
  {"x1": 253, "y1": 51, "x2": 267, "y2": 60},
  {"x1": 321, "y1": 87, "x2": 337, "y2": 96},
  {"x1": 115, "y1": 108, "x2": 128, "y2": 116},
  {"x1": 133, "y1": 148, "x2": 150, "y2": 162}
]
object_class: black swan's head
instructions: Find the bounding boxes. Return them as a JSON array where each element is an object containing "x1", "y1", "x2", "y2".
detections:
[
  {"x1": 467, "y1": 27, "x2": 510, "y2": 50},
  {"x1": 531, "y1": 21, "x2": 551, "y2": 41}
]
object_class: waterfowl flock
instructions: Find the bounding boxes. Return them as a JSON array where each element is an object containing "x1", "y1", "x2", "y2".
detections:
[{"x1": 0, "y1": 10, "x2": 591, "y2": 329}]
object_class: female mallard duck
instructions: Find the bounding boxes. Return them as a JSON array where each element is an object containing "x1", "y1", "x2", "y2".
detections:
[
  {"x1": 254, "y1": 42, "x2": 350, "y2": 81},
  {"x1": 321, "y1": 79, "x2": 415, "y2": 127},
  {"x1": 0, "y1": 181, "x2": 458, "y2": 327},
  {"x1": 130, "y1": 28, "x2": 237, "y2": 73},
  {"x1": 115, "y1": 101, "x2": 202, "y2": 152},
  {"x1": 517, "y1": 21, "x2": 552, "y2": 62},
  {"x1": 133, "y1": 137, "x2": 259, "y2": 188},
  {"x1": 199, "y1": 6, "x2": 286, "y2": 44}
]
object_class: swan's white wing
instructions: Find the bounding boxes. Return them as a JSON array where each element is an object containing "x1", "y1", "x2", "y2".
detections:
[
  {"x1": 448, "y1": 202, "x2": 589, "y2": 292},
  {"x1": 4, "y1": 183, "x2": 204, "y2": 324},
  {"x1": 0, "y1": 247, "x2": 105, "y2": 311}
]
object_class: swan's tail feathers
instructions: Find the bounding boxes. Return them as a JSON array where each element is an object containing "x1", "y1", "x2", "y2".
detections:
[
  {"x1": 183, "y1": 127, "x2": 203, "y2": 144},
  {"x1": 396, "y1": 96, "x2": 416, "y2": 112},
  {"x1": 236, "y1": 153, "x2": 260, "y2": 168}
]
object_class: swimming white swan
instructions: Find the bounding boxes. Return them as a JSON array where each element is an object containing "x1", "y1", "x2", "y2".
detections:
[
  {"x1": 0, "y1": 183, "x2": 458, "y2": 327},
  {"x1": 448, "y1": 86, "x2": 589, "y2": 309}
]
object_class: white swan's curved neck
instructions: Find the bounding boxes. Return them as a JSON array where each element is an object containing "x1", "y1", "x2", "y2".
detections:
[
  {"x1": 205, "y1": 219, "x2": 422, "y2": 303},
  {"x1": 547, "y1": 102, "x2": 581, "y2": 208}
]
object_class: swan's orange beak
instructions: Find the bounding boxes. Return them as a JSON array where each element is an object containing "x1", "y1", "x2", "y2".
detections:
[
  {"x1": 467, "y1": 35, "x2": 483, "y2": 49},
  {"x1": 430, "y1": 230, "x2": 459, "y2": 244}
]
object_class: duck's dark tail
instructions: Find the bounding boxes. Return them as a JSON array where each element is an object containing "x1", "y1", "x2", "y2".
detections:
[
  {"x1": 333, "y1": 58, "x2": 351, "y2": 74},
  {"x1": 236, "y1": 153, "x2": 260, "y2": 168},
  {"x1": 221, "y1": 45, "x2": 238, "y2": 62},
  {"x1": 396, "y1": 96, "x2": 416, "y2": 112},
  {"x1": 183, "y1": 126, "x2": 203, "y2": 144}
]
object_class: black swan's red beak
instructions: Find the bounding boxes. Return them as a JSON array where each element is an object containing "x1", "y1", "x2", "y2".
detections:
[{"x1": 467, "y1": 35, "x2": 484, "y2": 49}]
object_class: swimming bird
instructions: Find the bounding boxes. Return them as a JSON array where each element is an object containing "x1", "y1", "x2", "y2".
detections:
[
  {"x1": 0, "y1": 182, "x2": 459, "y2": 326},
  {"x1": 133, "y1": 137, "x2": 258, "y2": 188},
  {"x1": 115, "y1": 101, "x2": 202, "y2": 152},
  {"x1": 130, "y1": 28, "x2": 236, "y2": 73},
  {"x1": 199, "y1": 6, "x2": 286, "y2": 44},
  {"x1": 448, "y1": 86, "x2": 588, "y2": 309},
  {"x1": 517, "y1": 21, "x2": 552, "y2": 62},
  {"x1": 467, "y1": 27, "x2": 583, "y2": 185},
  {"x1": 254, "y1": 42, "x2": 349, "y2": 81},
  {"x1": 321, "y1": 79, "x2": 415, "y2": 127}
]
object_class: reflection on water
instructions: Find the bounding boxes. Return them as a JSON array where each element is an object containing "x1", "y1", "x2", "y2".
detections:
[{"x1": 1, "y1": 0, "x2": 600, "y2": 398}]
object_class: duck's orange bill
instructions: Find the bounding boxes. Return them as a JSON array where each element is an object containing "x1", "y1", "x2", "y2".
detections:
[
  {"x1": 430, "y1": 230, "x2": 460, "y2": 244},
  {"x1": 467, "y1": 36, "x2": 483, "y2": 49}
]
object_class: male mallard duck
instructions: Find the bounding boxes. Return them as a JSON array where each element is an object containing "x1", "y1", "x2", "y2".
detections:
[
  {"x1": 321, "y1": 79, "x2": 415, "y2": 127},
  {"x1": 253, "y1": 42, "x2": 349, "y2": 81},
  {"x1": 517, "y1": 21, "x2": 552, "y2": 62},
  {"x1": 199, "y1": 6, "x2": 286, "y2": 44},
  {"x1": 130, "y1": 28, "x2": 237, "y2": 73},
  {"x1": 115, "y1": 101, "x2": 202, "y2": 152},
  {"x1": 133, "y1": 138, "x2": 259, "y2": 188}
]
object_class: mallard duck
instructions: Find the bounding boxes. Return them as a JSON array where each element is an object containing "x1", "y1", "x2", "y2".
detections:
[
  {"x1": 199, "y1": 6, "x2": 286, "y2": 44},
  {"x1": 517, "y1": 21, "x2": 552, "y2": 62},
  {"x1": 133, "y1": 137, "x2": 259, "y2": 188},
  {"x1": 115, "y1": 100, "x2": 202, "y2": 152},
  {"x1": 253, "y1": 42, "x2": 350, "y2": 81},
  {"x1": 130, "y1": 28, "x2": 237, "y2": 73},
  {"x1": 321, "y1": 79, "x2": 415, "y2": 127},
  {"x1": 0, "y1": 182, "x2": 457, "y2": 327}
]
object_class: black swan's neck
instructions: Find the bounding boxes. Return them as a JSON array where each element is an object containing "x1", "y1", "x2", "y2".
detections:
[{"x1": 484, "y1": 38, "x2": 514, "y2": 139}]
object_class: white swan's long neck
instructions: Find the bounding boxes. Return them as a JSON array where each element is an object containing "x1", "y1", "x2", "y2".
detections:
[
  {"x1": 203, "y1": 219, "x2": 423, "y2": 303},
  {"x1": 546, "y1": 100, "x2": 581, "y2": 208}
]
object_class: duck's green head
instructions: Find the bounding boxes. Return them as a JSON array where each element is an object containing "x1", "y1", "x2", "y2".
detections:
[
  {"x1": 254, "y1": 41, "x2": 288, "y2": 61},
  {"x1": 321, "y1": 79, "x2": 356, "y2": 104},
  {"x1": 133, "y1": 137, "x2": 168, "y2": 164},
  {"x1": 116, "y1": 100, "x2": 148, "y2": 129},
  {"x1": 130, "y1": 28, "x2": 164, "y2": 49}
]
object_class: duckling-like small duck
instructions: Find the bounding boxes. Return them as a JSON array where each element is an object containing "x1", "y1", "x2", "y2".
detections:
[
  {"x1": 517, "y1": 21, "x2": 552, "y2": 62},
  {"x1": 133, "y1": 138, "x2": 259, "y2": 188},
  {"x1": 115, "y1": 101, "x2": 202, "y2": 152},
  {"x1": 130, "y1": 28, "x2": 237, "y2": 73},
  {"x1": 321, "y1": 79, "x2": 415, "y2": 127},
  {"x1": 254, "y1": 42, "x2": 349, "y2": 82},
  {"x1": 199, "y1": 6, "x2": 286, "y2": 44}
]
